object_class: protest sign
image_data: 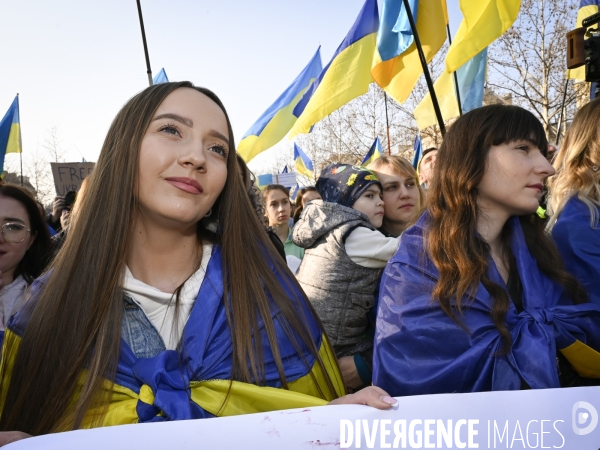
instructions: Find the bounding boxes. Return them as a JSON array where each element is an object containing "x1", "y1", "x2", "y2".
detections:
[
  {"x1": 6, "y1": 386, "x2": 600, "y2": 449},
  {"x1": 50, "y1": 162, "x2": 95, "y2": 196}
]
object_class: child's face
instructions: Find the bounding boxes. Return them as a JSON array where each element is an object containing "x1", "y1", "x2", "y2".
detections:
[{"x1": 352, "y1": 185, "x2": 384, "y2": 228}]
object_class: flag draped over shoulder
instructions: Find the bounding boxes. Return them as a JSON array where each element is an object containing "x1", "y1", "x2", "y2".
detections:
[
  {"x1": 238, "y1": 48, "x2": 323, "y2": 162},
  {"x1": 371, "y1": 0, "x2": 447, "y2": 104},
  {"x1": 0, "y1": 96, "x2": 22, "y2": 174},
  {"x1": 294, "y1": 143, "x2": 314, "y2": 179},
  {"x1": 153, "y1": 68, "x2": 169, "y2": 84},
  {"x1": 414, "y1": 48, "x2": 487, "y2": 130},
  {"x1": 288, "y1": 0, "x2": 379, "y2": 139},
  {"x1": 568, "y1": 0, "x2": 600, "y2": 81},
  {"x1": 361, "y1": 137, "x2": 382, "y2": 166},
  {"x1": 445, "y1": 0, "x2": 520, "y2": 73}
]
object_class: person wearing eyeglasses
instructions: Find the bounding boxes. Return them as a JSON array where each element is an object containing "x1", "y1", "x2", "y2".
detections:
[{"x1": 0, "y1": 184, "x2": 52, "y2": 330}]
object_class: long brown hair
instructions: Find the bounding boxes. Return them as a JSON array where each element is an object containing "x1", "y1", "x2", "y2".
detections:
[
  {"x1": 0, "y1": 82, "x2": 338, "y2": 434},
  {"x1": 427, "y1": 104, "x2": 587, "y2": 351}
]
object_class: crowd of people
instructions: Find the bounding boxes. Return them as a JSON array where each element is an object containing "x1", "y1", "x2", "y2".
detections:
[{"x1": 0, "y1": 81, "x2": 598, "y2": 444}]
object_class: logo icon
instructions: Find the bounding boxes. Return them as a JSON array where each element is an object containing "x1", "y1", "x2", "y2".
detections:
[{"x1": 572, "y1": 401, "x2": 599, "y2": 436}]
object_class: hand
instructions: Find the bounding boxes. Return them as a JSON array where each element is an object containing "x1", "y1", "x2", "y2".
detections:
[
  {"x1": 337, "y1": 356, "x2": 363, "y2": 390},
  {"x1": 328, "y1": 386, "x2": 397, "y2": 410},
  {"x1": 60, "y1": 209, "x2": 71, "y2": 230},
  {"x1": 51, "y1": 196, "x2": 66, "y2": 223},
  {"x1": 0, "y1": 431, "x2": 31, "y2": 447}
]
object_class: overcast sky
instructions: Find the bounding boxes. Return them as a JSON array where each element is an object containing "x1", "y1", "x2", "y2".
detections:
[{"x1": 1, "y1": 0, "x2": 462, "y2": 175}]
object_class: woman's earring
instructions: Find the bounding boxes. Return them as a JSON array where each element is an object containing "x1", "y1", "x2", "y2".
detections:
[
  {"x1": 205, "y1": 209, "x2": 212, "y2": 218},
  {"x1": 593, "y1": 166, "x2": 599, "y2": 172}
]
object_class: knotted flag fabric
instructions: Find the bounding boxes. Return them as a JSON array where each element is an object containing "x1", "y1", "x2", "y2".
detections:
[
  {"x1": 414, "y1": 48, "x2": 487, "y2": 130},
  {"x1": 288, "y1": 0, "x2": 379, "y2": 139},
  {"x1": 371, "y1": 0, "x2": 447, "y2": 104},
  {"x1": 0, "y1": 96, "x2": 22, "y2": 175},
  {"x1": 445, "y1": 0, "x2": 520, "y2": 73},
  {"x1": 361, "y1": 137, "x2": 383, "y2": 166},
  {"x1": 238, "y1": 48, "x2": 323, "y2": 162}
]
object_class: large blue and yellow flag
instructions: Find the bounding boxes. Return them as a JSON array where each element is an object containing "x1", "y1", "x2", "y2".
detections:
[
  {"x1": 361, "y1": 137, "x2": 382, "y2": 166},
  {"x1": 288, "y1": 0, "x2": 379, "y2": 139},
  {"x1": 568, "y1": 0, "x2": 600, "y2": 80},
  {"x1": 445, "y1": 0, "x2": 520, "y2": 73},
  {"x1": 153, "y1": 68, "x2": 169, "y2": 84},
  {"x1": 294, "y1": 143, "x2": 314, "y2": 179},
  {"x1": 371, "y1": 0, "x2": 447, "y2": 104},
  {"x1": 238, "y1": 48, "x2": 323, "y2": 162},
  {"x1": 414, "y1": 48, "x2": 487, "y2": 130},
  {"x1": 0, "y1": 96, "x2": 22, "y2": 175}
]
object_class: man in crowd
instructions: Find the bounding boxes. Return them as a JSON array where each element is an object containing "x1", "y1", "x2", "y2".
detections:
[{"x1": 418, "y1": 147, "x2": 438, "y2": 190}]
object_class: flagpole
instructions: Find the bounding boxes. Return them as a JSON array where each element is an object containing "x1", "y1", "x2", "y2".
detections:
[
  {"x1": 384, "y1": 92, "x2": 391, "y2": 155},
  {"x1": 446, "y1": 24, "x2": 462, "y2": 116},
  {"x1": 402, "y1": 0, "x2": 446, "y2": 135},
  {"x1": 555, "y1": 78, "x2": 569, "y2": 145},
  {"x1": 136, "y1": 0, "x2": 154, "y2": 86},
  {"x1": 17, "y1": 94, "x2": 23, "y2": 186}
]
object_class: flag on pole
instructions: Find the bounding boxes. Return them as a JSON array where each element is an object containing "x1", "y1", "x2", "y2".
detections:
[
  {"x1": 362, "y1": 137, "x2": 383, "y2": 166},
  {"x1": 568, "y1": 0, "x2": 600, "y2": 80},
  {"x1": 290, "y1": 184, "x2": 300, "y2": 202},
  {"x1": 153, "y1": 68, "x2": 169, "y2": 84},
  {"x1": 414, "y1": 48, "x2": 487, "y2": 130},
  {"x1": 412, "y1": 134, "x2": 423, "y2": 169},
  {"x1": 371, "y1": 0, "x2": 447, "y2": 104},
  {"x1": 445, "y1": 0, "x2": 520, "y2": 73},
  {"x1": 0, "y1": 95, "x2": 22, "y2": 175},
  {"x1": 288, "y1": 0, "x2": 379, "y2": 139},
  {"x1": 294, "y1": 143, "x2": 314, "y2": 179},
  {"x1": 238, "y1": 48, "x2": 323, "y2": 162},
  {"x1": 282, "y1": 165, "x2": 289, "y2": 174}
]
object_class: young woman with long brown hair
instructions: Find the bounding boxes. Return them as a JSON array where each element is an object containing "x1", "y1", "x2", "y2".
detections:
[
  {"x1": 373, "y1": 104, "x2": 600, "y2": 396},
  {"x1": 0, "y1": 82, "x2": 395, "y2": 444},
  {"x1": 547, "y1": 98, "x2": 600, "y2": 305}
]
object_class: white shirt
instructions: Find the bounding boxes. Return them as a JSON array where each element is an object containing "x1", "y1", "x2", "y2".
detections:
[
  {"x1": 344, "y1": 227, "x2": 400, "y2": 268},
  {"x1": 122, "y1": 244, "x2": 212, "y2": 350}
]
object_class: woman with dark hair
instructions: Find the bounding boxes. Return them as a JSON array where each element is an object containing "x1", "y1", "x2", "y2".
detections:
[
  {"x1": 0, "y1": 184, "x2": 52, "y2": 329},
  {"x1": 373, "y1": 104, "x2": 600, "y2": 396},
  {"x1": 292, "y1": 186, "x2": 321, "y2": 223},
  {"x1": 0, "y1": 82, "x2": 394, "y2": 443}
]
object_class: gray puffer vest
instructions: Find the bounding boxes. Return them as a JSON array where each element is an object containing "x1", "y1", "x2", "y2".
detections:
[{"x1": 292, "y1": 200, "x2": 381, "y2": 359}]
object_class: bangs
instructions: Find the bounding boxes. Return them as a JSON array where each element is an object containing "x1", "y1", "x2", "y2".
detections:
[{"x1": 485, "y1": 106, "x2": 548, "y2": 156}]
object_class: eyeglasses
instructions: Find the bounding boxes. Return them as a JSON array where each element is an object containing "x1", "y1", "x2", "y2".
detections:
[{"x1": 1, "y1": 223, "x2": 31, "y2": 243}]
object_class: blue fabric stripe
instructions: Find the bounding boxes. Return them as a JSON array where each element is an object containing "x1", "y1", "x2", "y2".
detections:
[
  {"x1": 412, "y1": 134, "x2": 422, "y2": 169},
  {"x1": 580, "y1": 0, "x2": 600, "y2": 7},
  {"x1": 458, "y1": 48, "x2": 487, "y2": 113},
  {"x1": 292, "y1": 0, "x2": 379, "y2": 118},
  {"x1": 0, "y1": 97, "x2": 19, "y2": 155},
  {"x1": 242, "y1": 47, "x2": 322, "y2": 139},
  {"x1": 377, "y1": 0, "x2": 419, "y2": 61}
]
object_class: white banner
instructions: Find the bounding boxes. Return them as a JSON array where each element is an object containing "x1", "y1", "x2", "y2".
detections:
[{"x1": 6, "y1": 387, "x2": 600, "y2": 449}]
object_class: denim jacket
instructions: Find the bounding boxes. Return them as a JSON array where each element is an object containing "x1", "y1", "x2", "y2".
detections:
[{"x1": 122, "y1": 294, "x2": 166, "y2": 359}]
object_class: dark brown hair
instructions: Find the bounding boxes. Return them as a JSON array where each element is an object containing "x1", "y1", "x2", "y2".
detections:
[
  {"x1": 0, "y1": 184, "x2": 52, "y2": 283},
  {"x1": 292, "y1": 186, "x2": 318, "y2": 223},
  {"x1": 426, "y1": 104, "x2": 587, "y2": 351},
  {"x1": 0, "y1": 82, "x2": 338, "y2": 434}
]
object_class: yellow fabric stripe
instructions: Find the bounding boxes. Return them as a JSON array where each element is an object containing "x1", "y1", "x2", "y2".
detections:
[
  {"x1": 413, "y1": 67, "x2": 459, "y2": 129},
  {"x1": 567, "y1": 5, "x2": 600, "y2": 81},
  {"x1": 289, "y1": 34, "x2": 376, "y2": 139},
  {"x1": 371, "y1": 0, "x2": 446, "y2": 104},
  {"x1": 6, "y1": 123, "x2": 21, "y2": 154},
  {"x1": 559, "y1": 340, "x2": 600, "y2": 379}
]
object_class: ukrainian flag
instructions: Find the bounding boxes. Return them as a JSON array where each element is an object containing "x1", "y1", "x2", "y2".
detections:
[
  {"x1": 414, "y1": 48, "x2": 487, "y2": 130},
  {"x1": 288, "y1": 0, "x2": 379, "y2": 139},
  {"x1": 371, "y1": 0, "x2": 447, "y2": 104},
  {"x1": 568, "y1": 0, "x2": 600, "y2": 80},
  {"x1": 238, "y1": 48, "x2": 323, "y2": 162},
  {"x1": 361, "y1": 137, "x2": 383, "y2": 166},
  {"x1": 412, "y1": 134, "x2": 422, "y2": 169},
  {"x1": 0, "y1": 95, "x2": 22, "y2": 175},
  {"x1": 445, "y1": 0, "x2": 520, "y2": 73},
  {"x1": 294, "y1": 143, "x2": 314, "y2": 179},
  {"x1": 153, "y1": 68, "x2": 169, "y2": 84}
]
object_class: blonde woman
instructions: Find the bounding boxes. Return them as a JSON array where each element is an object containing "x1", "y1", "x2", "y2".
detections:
[
  {"x1": 548, "y1": 98, "x2": 600, "y2": 305},
  {"x1": 367, "y1": 155, "x2": 424, "y2": 237}
]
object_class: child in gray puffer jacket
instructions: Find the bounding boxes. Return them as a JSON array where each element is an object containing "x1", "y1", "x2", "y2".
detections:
[{"x1": 292, "y1": 163, "x2": 399, "y2": 391}]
